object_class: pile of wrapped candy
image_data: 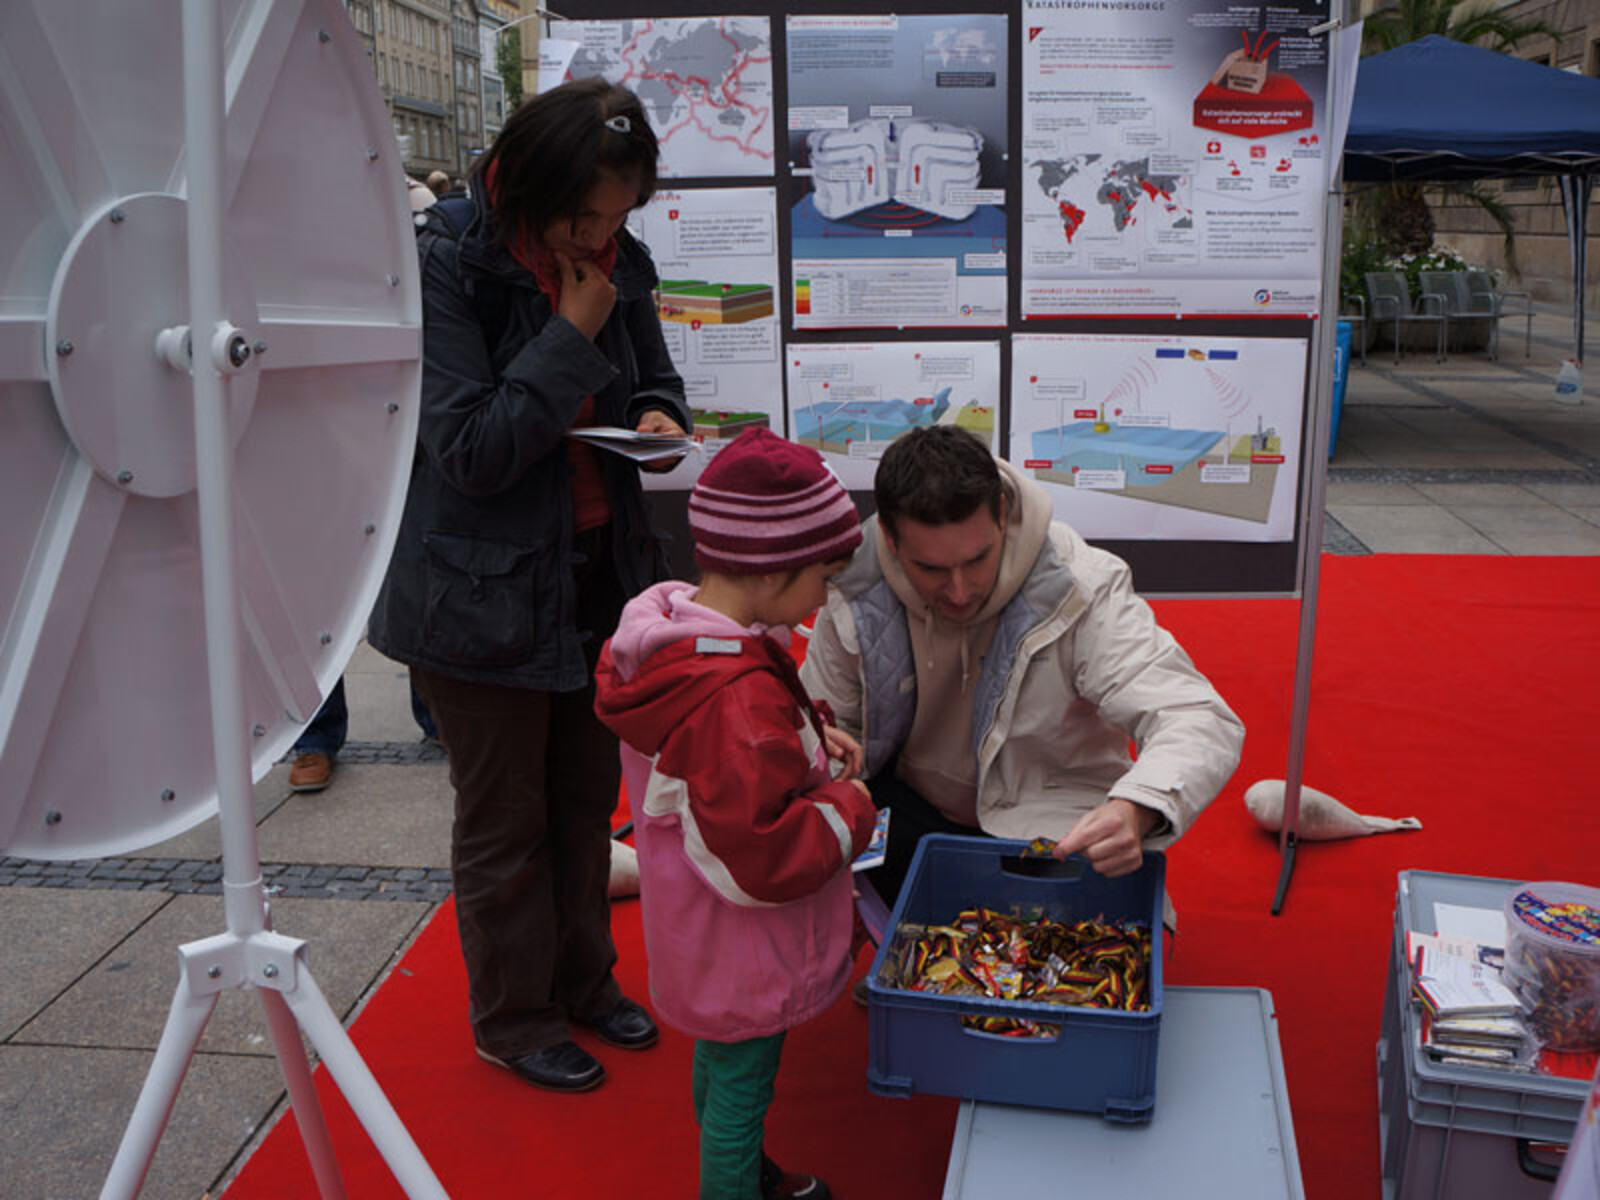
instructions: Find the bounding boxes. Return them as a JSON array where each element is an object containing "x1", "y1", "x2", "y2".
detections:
[
  {"x1": 884, "y1": 906, "x2": 1153, "y2": 1038},
  {"x1": 1504, "y1": 885, "x2": 1600, "y2": 1052}
]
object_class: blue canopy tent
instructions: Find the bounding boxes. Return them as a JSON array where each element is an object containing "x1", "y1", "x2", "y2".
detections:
[{"x1": 1344, "y1": 35, "x2": 1600, "y2": 361}]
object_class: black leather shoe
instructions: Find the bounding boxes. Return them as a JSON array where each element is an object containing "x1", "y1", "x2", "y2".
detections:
[
  {"x1": 582, "y1": 996, "x2": 659, "y2": 1049},
  {"x1": 477, "y1": 1041, "x2": 605, "y2": 1092}
]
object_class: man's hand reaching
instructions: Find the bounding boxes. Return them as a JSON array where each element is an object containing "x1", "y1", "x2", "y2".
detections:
[{"x1": 1052, "y1": 799, "x2": 1160, "y2": 877}]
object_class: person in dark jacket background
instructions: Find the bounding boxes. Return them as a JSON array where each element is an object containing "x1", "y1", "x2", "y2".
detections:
[{"x1": 369, "y1": 78, "x2": 690, "y2": 1094}]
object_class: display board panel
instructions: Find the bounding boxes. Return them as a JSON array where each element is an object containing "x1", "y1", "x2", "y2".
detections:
[
  {"x1": 543, "y1": 0, "x2": 1331, "y2": 595},
  {"x1": 551, "y1": 15, "x2": 776, "y2": 178},
  {"x1": 1020, "y1": 0, "x2": 1330, "y2": 318},
  {"x1": 625, "y1": 186, "x2": 785, "y2": 490},
  {"x1": 1010, "y1": 333, "x2": 1308, "y2": 541},
  {"x1": 785, "y1": 13, "x2": 1010, "y2": 330}
]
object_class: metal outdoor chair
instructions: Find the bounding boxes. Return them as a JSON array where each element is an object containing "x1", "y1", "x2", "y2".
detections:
[
  {"x1": 1341, "y1": 292, "x2": 1369, "y2": 367},
  {"x1": 1418, "y1": 271, "x2": 1487, "y2": 356},
  {"x1": 1365, "y1": 271, "x2": 1447, "y2": 363},
  {"x1": 1465, "y1": 269, "x2": 1534, "y2": 360}
]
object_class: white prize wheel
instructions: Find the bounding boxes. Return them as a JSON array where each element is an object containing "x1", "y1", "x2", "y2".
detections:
[{"x1": 0, "y1": 0, "x2": 422, "y2": 860}]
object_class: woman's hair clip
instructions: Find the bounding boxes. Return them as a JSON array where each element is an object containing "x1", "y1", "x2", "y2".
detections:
[{"x1": 603, "y1": 115, "x2": 632, "y2": 135}]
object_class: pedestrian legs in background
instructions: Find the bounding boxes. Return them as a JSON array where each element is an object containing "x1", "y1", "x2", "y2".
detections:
[
  {"x1": 289, "y1": 677, "x2": 348, "y2": 793},
  {"x1": 289, "y1": 673, "x2": 440, "y2": 793},
  {"x1": 410, "y1": 679, "x2": 440, "y2": 745}
]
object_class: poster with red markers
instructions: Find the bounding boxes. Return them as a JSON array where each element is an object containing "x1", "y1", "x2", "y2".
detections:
[{"x1": 1020, "y1": 0, "x2": 1331, "y2": 319}]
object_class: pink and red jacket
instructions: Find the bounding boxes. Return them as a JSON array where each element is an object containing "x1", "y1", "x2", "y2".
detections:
[{"x1": 594, "y1": 581, "x2": 877, "y2": 1042}]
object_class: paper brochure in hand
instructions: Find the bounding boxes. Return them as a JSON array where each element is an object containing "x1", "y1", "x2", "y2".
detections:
[
  {"x1": 852, "y1": 809, "x2": 890, "y2": 873},
  {"x1": 565, "y1": 426, "x2": 695, "y2": 464}
]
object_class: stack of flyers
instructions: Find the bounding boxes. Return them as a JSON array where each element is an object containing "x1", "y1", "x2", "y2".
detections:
[
  {"x1": 1410, "y1": 937, "x2": 1535, "y2": 1070},
  {"x1": 1423, "y1": 1012, "x2": 1538, "y2": 1071},
  {"x1": 1412, "y1": 945, "x2": 1520, "y2": 1019}
]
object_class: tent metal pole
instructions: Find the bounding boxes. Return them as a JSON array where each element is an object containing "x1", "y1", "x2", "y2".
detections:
[
  {"x1": 1559, "y1": 174, "x2": 1592, "y2": 365},
  {"x1": 1274, "y1": 4, "x2": 1350, "y2": 916}
]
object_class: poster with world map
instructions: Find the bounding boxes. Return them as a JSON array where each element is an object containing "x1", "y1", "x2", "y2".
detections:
[
  {"x1": 550, "y1": 17, "x2": 774, "y2": 179},
  {"x1": 1020, "y1": 0, "x2": 1330, "y2": 318}
]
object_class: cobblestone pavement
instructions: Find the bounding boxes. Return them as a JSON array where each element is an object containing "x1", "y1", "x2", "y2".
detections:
[
  {"x1": 1, "y1": 743, "x2": 453, "y2": 901},
  {"x1": 0, "y1": 854, "x2": 453, "y2": 902}
]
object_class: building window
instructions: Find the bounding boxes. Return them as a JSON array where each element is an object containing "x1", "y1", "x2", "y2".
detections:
[{"x1": 405, "y1": 60, "x2": 414, "y2": 93}]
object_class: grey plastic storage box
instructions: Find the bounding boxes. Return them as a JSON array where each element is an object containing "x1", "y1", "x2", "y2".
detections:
[
  {"x1": 943, "y1": 987, "x2": 1304, "y2": 1198},
  {"x1": 1378, "y1": 870, "x2": 1584, "y2": 1199},
  {"x1": 866, "y1": 834, "x2": 1164, "y2": 1121}
]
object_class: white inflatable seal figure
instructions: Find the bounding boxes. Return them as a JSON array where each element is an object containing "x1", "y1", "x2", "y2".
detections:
[{"x1": 1245, "y1": 780, "x2": 1423, "y2": 840}]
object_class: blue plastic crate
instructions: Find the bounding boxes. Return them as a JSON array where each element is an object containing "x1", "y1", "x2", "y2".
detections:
[{"x1": 866, "y1": 834, "x2": 1165, "y2": 1121}]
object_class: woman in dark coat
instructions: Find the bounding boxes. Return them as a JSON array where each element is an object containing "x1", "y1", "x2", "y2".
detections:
[{"x1": 370, "y1": 78, "x2": 689, "y2": 1093}]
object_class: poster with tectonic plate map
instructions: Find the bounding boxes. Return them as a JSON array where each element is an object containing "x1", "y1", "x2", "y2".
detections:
[
  {"x1": 551, "y1": 17, "x2": 774, "y2": 178},
  {"x1": 785, "y1": 342, "x2": 1001, "y2": 491},
  {"x1": 623, "y1": 188, "x2": 783, "y2": 491},
  {"x1": 1020, "y1": 0, "x2": 1329, "y2": 318},
  {"x1": 786, "y1": 14, "x2": 1008, "y2": 329},
  {"x1": 1009, "y1": 333, "x2": 1307, "y2": 540}
]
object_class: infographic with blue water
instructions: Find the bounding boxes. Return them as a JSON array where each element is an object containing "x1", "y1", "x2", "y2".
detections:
[
  {"x1": 786, "y1": 14, "x2": 1008, "y2": 329},
  {"x1": 1009, "y1": 334, "x2": 1307, "y2": 540},
  {"x1": 624, "y1": 188, "x2": 783, "y2": 490},
  {"x1": 786, "y1": 342, "x2": 1001, "y2": 490},
  {"x1": 550, "y1": 17, "x2": 774, "y2": 178}
]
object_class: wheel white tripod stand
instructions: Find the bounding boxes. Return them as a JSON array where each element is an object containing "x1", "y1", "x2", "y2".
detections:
[
  {"x1": 106, "y1": 6, "x2": 446, "y2": 1196},
  {"x1": 0, "y1": 2, "x2": 444, "y2": 1195}
]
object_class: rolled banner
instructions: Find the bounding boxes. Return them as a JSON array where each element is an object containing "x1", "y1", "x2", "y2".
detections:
[{"x1": 1244, "y1": 780, "x2": 1423, "y2": 841}]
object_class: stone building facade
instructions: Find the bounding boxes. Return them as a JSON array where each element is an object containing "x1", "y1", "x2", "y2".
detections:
[{"x1": 1416, "y1": 0, "x2": 1600, "y2": 305}]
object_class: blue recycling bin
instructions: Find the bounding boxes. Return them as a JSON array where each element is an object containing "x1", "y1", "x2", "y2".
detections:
[{"x1": 1330, "y1": 321, "x2": 1352, "y2": 459}]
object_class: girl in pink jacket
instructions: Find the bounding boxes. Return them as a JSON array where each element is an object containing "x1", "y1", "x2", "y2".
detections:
[{"x1": 595, "y1": 429, "x2": 877, "y2": 1200}]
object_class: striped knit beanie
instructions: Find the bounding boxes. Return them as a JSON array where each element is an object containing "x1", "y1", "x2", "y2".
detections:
[{"x1": 689, "y1": 429, "x2": 862, "y2": 575}]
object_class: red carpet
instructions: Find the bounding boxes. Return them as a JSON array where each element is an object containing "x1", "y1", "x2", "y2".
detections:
[{"x1": 225, "y1": 555, "x2": 1600, "y2": 1199}]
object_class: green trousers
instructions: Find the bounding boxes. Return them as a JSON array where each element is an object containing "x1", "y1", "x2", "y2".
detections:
[{"x1": 692, "y1": 1032, "x2": 786, "y2": 1200}]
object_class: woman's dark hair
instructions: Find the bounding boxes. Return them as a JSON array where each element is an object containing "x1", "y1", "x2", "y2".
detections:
[
  {"x1": 874, "y1": 426, "x2": 1004, "y2": 541},
  {"x1": 474, "y1": 78, "x2": 659, "y2": 241}
]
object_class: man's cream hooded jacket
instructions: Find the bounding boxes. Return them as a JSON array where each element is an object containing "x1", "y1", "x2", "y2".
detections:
[{"x1": 799, "y1": 460, "x2": 1244, "y2": 851}]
